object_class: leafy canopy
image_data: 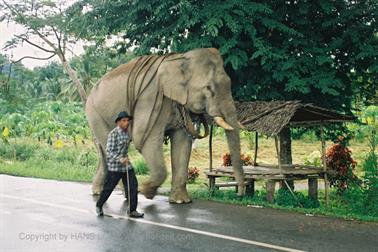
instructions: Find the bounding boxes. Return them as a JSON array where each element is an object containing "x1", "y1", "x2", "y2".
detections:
[{"x1": 72, "y1": 1, "x2": 378, "y2": 111}]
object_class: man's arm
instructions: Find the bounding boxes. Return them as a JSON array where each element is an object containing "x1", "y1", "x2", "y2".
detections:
[{"x1": 106, "y1": 131, "x2": 122, "y2": 163}]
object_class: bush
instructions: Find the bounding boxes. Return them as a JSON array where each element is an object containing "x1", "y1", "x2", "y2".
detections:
[
  {"x1": 241, "y1": 131, "x2": 255, "y2": 150},
  {"x1": 349, "y1": 105, "x2": 378, "y2": 144},
  {"x1": 337, "y1": 118, "x2": 378, "y2": 217},
  {"x1": 35, "y1": 148, "x2": 53, "y2": 161},
  {"x1": 326, "y1": 142, "x2": 360, "y2": 193},
  {"x1": 304, "y1": 151, "x2": 322, "y2": 167},
  {"x1": 0, "y1": 101, "x2": 91, "y2": 142},
  {"x1": 361, "y1": 152, "x2": 378, "y2": 216},
  {"x1": 78, "y1": 149, "x2": 98, "y2": 167},
  {"x1": 188, "y1": 167, "x2": 199, "y2": 184},
  {"x1": 14, "y1": 143, "x2": 38, "y2": 161},
  {"x1": 221, "y1": 152, "x2": 253, "y2": 166},
  {"x1": 55, "y1": 149, "x2": 77, "y2": 164},
  {"x1": 275, "y1": 188, "x2": 319, "y2": 208},
  {"x1": 0, "y1": 140, "x2": 99, "y2": 169},
  {"x1": 0, "y1": 141, "x2": 37, "y2": 161},
  {"x1": 133, "y1": 158, "x2": 149, "y2": 175},
  {"x1": 0, "y1": 141, "x2": 15, "y2": 159},
  {"x1": 291, "y1": 128, "x2": 318, "y2": 141}
]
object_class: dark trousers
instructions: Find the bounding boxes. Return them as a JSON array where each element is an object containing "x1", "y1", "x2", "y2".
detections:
[{"x1": 96, "y1": 169, "x2": 138, "y2": 212}]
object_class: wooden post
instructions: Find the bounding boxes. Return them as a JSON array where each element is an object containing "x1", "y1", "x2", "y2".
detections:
[
  {"x1": 209, "y1": 125, "x2": 213, "y2": 172},
  {"x1": 275, "y1": 134, "x2": 301, "y2": 206},
  {"x1": 208, "y1": 125, "x2": 214, "y2": 195},
  {"x1": 308, "y1": 175, "x2": 318, "y2": 200},
  {"x1": 254, "y1": 131, "x2": 258, "y2": 166},
  {"x1": 264, "y1": 136, "x2": 282, "y2": 204},
  {"x1": 279, "y1": 127, "x2": 294, "y2": 190},
  {"x1": 320, "y1": 125, "x2": 329, "y2": 205},
  {"x1": 246, "y1": 179, "x2": 255, "y2": 197},
  {"x1": 274, "y1": 136, "x2": 282, "y2": 174},
  {"x1": 209, "y1": 176, "x2": 216, "y2": 196},
  {"x1": 266, "y1": 180, "x2": 275, "y2": 203}
]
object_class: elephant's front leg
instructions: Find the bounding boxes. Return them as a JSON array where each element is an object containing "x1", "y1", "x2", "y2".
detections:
[
  {"x1": 169, "y1": 129, "x2": 193, "y2": 204},
  {"x1": 139, "y1": 134, "x2": 167, "y2": 199}
]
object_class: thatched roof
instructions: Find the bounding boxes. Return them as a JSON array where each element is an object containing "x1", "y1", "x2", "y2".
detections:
[{"x1": 235, "y1": 101, "x2": 355, "y2": 136}]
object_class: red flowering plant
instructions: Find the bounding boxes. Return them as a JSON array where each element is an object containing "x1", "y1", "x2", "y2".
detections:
[
  {"x1": 187, "y1": 167, "x2": 200, "y2": 184},
  {"x1": 221, "y1": 152, "x2": 253, "y2": 166},
  {"x1": 326, "y1": 137, "x2": 360, "y2": 193}
]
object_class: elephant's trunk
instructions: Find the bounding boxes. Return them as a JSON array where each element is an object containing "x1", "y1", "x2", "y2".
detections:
[
  {"x1": 225, "y1": 127, "x2": 245, "y2": 196},
  {"x1": 221, "y1": 102, "x2": 245, "y2": 197}
]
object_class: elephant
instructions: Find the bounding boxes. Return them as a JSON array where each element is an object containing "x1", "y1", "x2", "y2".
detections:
[{"x1": 86, "y1": 48, "x2": 245, "y2": 204}]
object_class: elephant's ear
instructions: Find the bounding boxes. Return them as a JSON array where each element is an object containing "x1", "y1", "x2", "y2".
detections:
[{"x1": 158, "y1": 56, "x2": 190, "y2": 105}]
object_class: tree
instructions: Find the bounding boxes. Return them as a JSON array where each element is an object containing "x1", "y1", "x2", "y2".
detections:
[
  {"x1": 74, "y1": 0, "x2": 378, "y2": 111},
  {"x1": 73, "y1": 1, "x2": 377, "y2": 189},
  {"x1": 32, "y1": 62, "x2": 67, "y2": 100},
  {"x1": 0, "y1": 53, "x2": 38, "y2": 113},
  {"x1": 1, "y1": 44, "x2": 134, "y2": 105},
  {"x1": 0, "y1": 0, "x2": 87, "y2": 105},
  {"x1": 57, "y1": 45, "x2": 134, "y2": 102}
]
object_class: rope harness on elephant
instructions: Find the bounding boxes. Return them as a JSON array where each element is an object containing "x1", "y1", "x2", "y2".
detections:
[
  {"x1": 175, "y1": 103, "x2": 209, "y2": 139},
  {"x1": 163, "y1": 103, "x2": 209, "y2": 145},
  {"x1": 123, "y1": 54, "x2": 172, "y2": 150},
  {"x1": 123, "y1": 53, "x2": 209, "y2": 149}
]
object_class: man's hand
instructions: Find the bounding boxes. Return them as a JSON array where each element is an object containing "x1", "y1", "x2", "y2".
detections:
[{"x1": 119, "y1": 157, "x2": 129, "y2": 165}]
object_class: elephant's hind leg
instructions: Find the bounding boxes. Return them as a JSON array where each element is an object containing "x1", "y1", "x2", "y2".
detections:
[
  {"x1": 139, "y1": 135, "x2": 167, "y2": 199},
  {"x1": 92, "y1": 138, "x2": 107, "y2": 195},
  {"x1": 86, "y1": 104, "x2": 111, "y2": 195},
  {"x1": 169, "y1": 129, "x2": 193, "y2": 204}
]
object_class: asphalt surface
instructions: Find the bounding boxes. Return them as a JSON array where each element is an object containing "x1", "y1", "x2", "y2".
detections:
[{"x1": 0, "y1": 174, "x2": 377, "y2": 252}]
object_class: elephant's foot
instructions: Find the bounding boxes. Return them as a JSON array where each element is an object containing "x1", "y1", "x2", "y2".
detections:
[
  {"x1": 92, "y1": 182, "x2": 102, "y2": 195},
  {"x1": 92, "y1": 167, "x2": 105, "y2": 195},
  {"x1": 169, "y1": 187, "x2": 192, "y2": 204},
  {"x1": 139, "y1": 182, "x2": 159, "y2": 199}
]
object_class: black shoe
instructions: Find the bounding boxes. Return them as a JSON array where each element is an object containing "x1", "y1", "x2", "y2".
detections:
[
  {"x1": 128, "y1": 210, "x2": 144, "y2": 218},
  {"x1": 96, "y1": 206, "x2": 104, "y2": 216}
]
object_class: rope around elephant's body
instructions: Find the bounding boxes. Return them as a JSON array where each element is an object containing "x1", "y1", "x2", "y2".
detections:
[
  {"x1": 122, "y1": 53, "x2": 208, "y2": 147},
  {"x1": 123, "y1": 54, "x2": 172, "y2": 150}
]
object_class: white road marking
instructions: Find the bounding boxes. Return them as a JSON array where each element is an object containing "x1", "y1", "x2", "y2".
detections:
[{"x1": 1, "y1": 194, "x2": 306, "y2": 252}]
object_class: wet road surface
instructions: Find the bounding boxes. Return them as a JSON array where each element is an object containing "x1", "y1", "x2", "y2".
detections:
[{"x1": 0, "y1": 174, "x2": 377, "y2": 252}]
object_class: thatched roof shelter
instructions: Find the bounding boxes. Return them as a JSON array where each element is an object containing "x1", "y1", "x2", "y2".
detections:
[
  {"x1": 235, "y1": 100, "x2": 355, "y2": 136},
  {"x1": 206, "y1": 100, "x2": 355, "y2": 205}
]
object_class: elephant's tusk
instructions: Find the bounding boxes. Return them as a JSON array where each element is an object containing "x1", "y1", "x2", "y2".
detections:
[
  {"x1": 238, "y1": 121, "x2": 246, "y2": 129},
  {"x1": 214, "y1": 117, "x2": 234, "y2": 130}
]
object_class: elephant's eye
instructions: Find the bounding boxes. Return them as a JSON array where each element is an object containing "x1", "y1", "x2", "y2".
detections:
[{"x1": 206, "y1": 85, "x2": 215, "y2": 97}]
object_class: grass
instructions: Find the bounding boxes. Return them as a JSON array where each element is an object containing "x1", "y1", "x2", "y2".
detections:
[
  {"x1": 0, "y1": 138, "x2": 97, "y2": 182},
  {"x1": 0, "y1": 159, "x2": 96, "y2": 182},
  {"x1": 183, "y1": 186, "x2": 378, "y2": 222},
  {"x1": 0, "y1": 135, "x2": 377, "y2": 222}
]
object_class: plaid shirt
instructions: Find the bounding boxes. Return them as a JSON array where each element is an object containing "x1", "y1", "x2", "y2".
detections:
[{"x1": 106, "y1": 126, "x2": 133, "y2": 172}]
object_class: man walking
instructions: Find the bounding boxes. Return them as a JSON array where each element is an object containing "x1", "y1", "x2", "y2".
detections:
[{"x1": 96, "y1": 111, "x2": 144, "y2": 218}]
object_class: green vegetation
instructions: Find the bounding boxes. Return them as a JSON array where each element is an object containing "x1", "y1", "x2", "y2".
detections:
[
  {"x1": 133, "y1": 158, "x2": 149, "y2": 176},
  {"x1": 187, "y1": 187, "x2": 378, "y2": 222},
  {"x1": 76, "y1": 0, "x2": 377, "y2": 110},
  {"x1": 0, "y1": 139, "x2": 97, "y2": 182},
  {"x1": 0, "y1": 101, "x2": 376, "y2": 222},
  {"x1": 0, "y1": 101, "x2": 89, "y2": 140},
  {"x1": 0, "y1": 1, "x2": 377, "y2": 222}
]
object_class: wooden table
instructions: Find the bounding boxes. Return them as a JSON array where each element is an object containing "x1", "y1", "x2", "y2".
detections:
[{"x1": 204, "y1": 164, "x2": 332, "y2": 203}]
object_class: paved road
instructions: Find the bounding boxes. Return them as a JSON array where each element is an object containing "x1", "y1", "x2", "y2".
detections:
[{"x1": 0, "y1": 174, "x2": 377, "y2": 252}]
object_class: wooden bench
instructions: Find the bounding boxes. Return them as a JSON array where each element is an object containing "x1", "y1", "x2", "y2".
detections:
[
  {"x1": 213, "y1": 180, "x2": 255, "y2": 195},
  {"x1": 205, "y1": 165, "x2": 328, "y2": 203}
]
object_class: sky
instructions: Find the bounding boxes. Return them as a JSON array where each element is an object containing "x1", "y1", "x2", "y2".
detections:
[
  {"x1": 1, "y1": 21, "x2": 85, "y2": 69},
  {"x1": 0, "y1": 0, "x2": 86, "y2": 70}
]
